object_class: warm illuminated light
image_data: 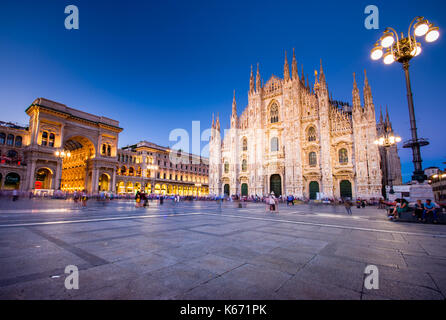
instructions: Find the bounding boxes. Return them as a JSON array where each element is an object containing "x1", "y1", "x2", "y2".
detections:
[
  {"x1": 426, "y1": 26, "x2": 439, "y2": 42},
  {"x1": 395, "y1": 136, "x2": 402, "y2": 143},
  {"x1": 410, "y1": 43, "x2": 422, "y2": 57},
  {"x1": 414, "y1": 20, "x2": 429, "y2": 37},
  {"x1": 67, "y1": 152, "x2": 71, "y2": 157},
  {"x1": 441, "y1": 174, "x2": 446, "y2": 178},
  {"x1": 55, "y1": 151, "x2": 60, "y2": 156},
  {"x1": 433, "y1": 174, "x2": 439, "y2": 178},
  {"x1": 383, "y1": 52, "x2": 395, "y2": 65},
  {"x1": 381, "y1": 32, "x2": 395, "y2": 48},
  {"x1": 370, "y1": 45, "x2": 383, "y2": 60},
  {"x1": 374, "y1": 140, "x2": 379, "y2": 145},
  {"x1": 389, "y1": 136, "x2": 395, "y2": 144}
]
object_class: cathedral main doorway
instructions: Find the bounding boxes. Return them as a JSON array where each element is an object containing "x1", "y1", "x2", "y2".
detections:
[
  {"x1": 270, "y1": 174, "x2": 282, "y2": 197},
  {"x1": 224, "y1": 184, "x2": 230, "y2": 196},
  {"x1": 241, "y1": 183, "x2": 248, "y2": 196},
  {"x1": 309, "y1": 181, "x2": 319, "y2": 200},
  {"x1": 340, "y1": 180, "x2": 352, "y2": 199}
]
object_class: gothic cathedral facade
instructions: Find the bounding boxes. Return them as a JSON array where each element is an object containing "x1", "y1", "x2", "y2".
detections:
[{"x1": 209, "y1": 50, "x2": 397, "y2": 200}]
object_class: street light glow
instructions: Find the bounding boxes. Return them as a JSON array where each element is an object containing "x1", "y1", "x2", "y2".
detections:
[
  {"x1": 371, "y1": 46, "x2": 383, "y2": 60},
  {"x1": 414, "y1": 20, "x2": 429, "y2": 37},
  {"x1": 381, "y1": 34, "x2": 395, "y2": 48},
  {"x1": 426, "y1": 26, "x2": 440, "y2": 42},
  {"x1": 410, "y1": 43, "x2": 422, "y2": 57},
  {"x1": 383, "y1": 52, "x2": 395, "y2": 65}
]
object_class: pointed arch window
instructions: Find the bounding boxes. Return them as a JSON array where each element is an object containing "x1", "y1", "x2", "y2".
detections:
[
  {"x1": 308, "y1": 127, "x2": 316, "y2": 142},
  {"x1": 309, "y1": 152, "x2": 317, "y2": 167},
  {"x1": 224, "y1": 162, "x2": 229, "y2": 173},
  {"x1": 339, "y1": 148, "x2": 348, "y2": 164},
  {"x1": 242, "y1": 137, "x2": 248, "y2": 151},
  {"x1": 270, "y1": 102, "x2": 279, "y2": 123},
  {"x1": 271, "y1": 137, "x2": 279, "y2": 152},
  {"x1": 0, "y1": 133, "x2": 5, "y2": 144},
  {"x1": 242, "y1": 159, "x2": 247, "y2": 172}
]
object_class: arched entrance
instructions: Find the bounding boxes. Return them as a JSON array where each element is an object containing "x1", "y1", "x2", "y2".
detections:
[
  {"x1": 35, "y1": 168, "x2": 53, "y2": 189},
  {"x1": 270, "y1": 174, "x2": 282, "y2": 197},
  {"x1": 241, "y1": 183, "x2": 248, "y2": 196},
  {"x1": 126, "y1": 182, "x2": 133, "y2": 193},
  {"x1": 61, "y1": 136, "x2": 96, "y2": 192},
  {"x1": 340, "y1": 180, "x2": 352, "y2": 199},
  {"x1": 309, "y1": 181, "x2": 319, "y2": 200},
  {"x1": 117, "y1": 181, "x2": 125, "y2": 194},
  {"x1": 98, "y1": 173, "x2": 110, "y2": 191},
  {"x1": 224, "y1": 184, "x2": 230, "y2": 196},
  {"x1": 4, "y1": 172, "x2": 20, "y2": 190}
]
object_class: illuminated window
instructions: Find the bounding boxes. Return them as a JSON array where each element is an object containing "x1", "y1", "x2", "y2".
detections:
[
  {"x1": 224, "y1": 162, "x2": 229, "y2": 173},
  {"x1": 49, "y1": 133, "x2": 55, "y2": 147},
  {"x1": 242, "y1": 137, "x2": 248, "y2": 151},
  {"x1": 41, "y1": 132, "x2": 48, "y2": 146}
]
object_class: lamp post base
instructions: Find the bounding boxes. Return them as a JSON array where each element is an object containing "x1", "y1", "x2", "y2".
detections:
[{"x1": 412, "y1": 171, "x2": 427, "y2": 183}]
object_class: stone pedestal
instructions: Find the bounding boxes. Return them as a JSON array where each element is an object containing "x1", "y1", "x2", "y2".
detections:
[{"x1": 409, "y1": 181, "x2": 435, "y2": 202}]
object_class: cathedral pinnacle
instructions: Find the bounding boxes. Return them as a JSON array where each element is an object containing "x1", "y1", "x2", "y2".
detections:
[
  {"x1": 284, "y1": 51, "x2": 290, "y2": 82},
  {"x1": 249, "y1": 65, "x2": 254, "y2": 93},
  {"x1": 292, "y1": 48, "x2": 298, "y2": 80},
  {"x1": 256, "y1": 63, "x2": 261, "y2": 92}
]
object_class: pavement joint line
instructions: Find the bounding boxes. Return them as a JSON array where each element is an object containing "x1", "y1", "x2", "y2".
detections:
[
  {"x1": 0, "y1": 212, "x2": 203, "y2": 228},
  {"x1": 200, "y1": 213, "x2": 446, "y2": 238}
]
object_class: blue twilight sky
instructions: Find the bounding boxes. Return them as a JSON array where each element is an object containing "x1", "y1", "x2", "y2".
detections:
[{"x1": 0, "y1": 0, "x2": 445, "y2": 182}]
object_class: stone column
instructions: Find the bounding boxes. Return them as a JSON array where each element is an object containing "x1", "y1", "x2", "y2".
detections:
[
  {"x1": 27, "y1": 160, "x2": 36, "y2": 191},
  {"x1": 112, "y1": 168, "x2": 116, "y2": 193},
  {"x1": 91, "y1": 166, "x2": 99, "y2": 194},
  {"x1": 54, "y1": 160, "x2": 62, "y2": 190}
]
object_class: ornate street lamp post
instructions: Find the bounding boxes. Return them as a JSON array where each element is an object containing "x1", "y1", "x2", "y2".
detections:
[
  {"x1": 374, "y1": 133, "x2": 402, "y2": 196},
  {"x1": 370, "y1": 17, "x2": 439, "y2": 182}
]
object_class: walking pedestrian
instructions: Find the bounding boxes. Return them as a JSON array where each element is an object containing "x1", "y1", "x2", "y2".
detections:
[{"x1": 344, "y1": 198, "x2": 352, "y2": 215}]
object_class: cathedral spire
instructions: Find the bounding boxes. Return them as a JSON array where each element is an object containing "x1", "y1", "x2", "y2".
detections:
[
  {"x1": 319, "y1": 59, "x2": 326, "y2": 85},
  {"x1": 292, "y1": 48, "x2": 298, "y2": 80},
  {"x1": 216, "y1": 113, "x2": 220, "y2": 131},
  {"x1": 231, "y1": 91, "x2": 237, "y2": 129},
  {"x1": 232, "y1": 90, "x2": 237, "y2": 116},
  {"x1": 301, "y1": 65, "x2": 305, "y2": 84},
  {"x1": 212, "y1": 113, "x2": 215, "y2": 129},
  {"x1": 256, "y1": 63, "x2": 261, "y2": 92},
  {"x1": 352, "y1": 72, "x2": 361, "y2": 112},
  {"x1": 249, "y1": 65, "x2": 254, "y2": 94},
  {"x1": 363, "y1": 69, "x2": 373, "y2": 107},
  {"x1": 379, "y1": 107, "x2": 383, "y2": 124},
  {"x1": 283, "y1": 51, "x2": 290, "y2": 82}
]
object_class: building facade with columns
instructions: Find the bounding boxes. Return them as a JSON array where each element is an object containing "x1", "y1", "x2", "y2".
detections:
[
  {"x1": 209, "y1": 51, "x2": 401, "y2": 200},
  {"x1": 0, "y1": 98, "x2": 209, "y2": 195}
]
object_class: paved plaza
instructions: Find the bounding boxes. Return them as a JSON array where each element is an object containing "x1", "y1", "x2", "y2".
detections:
[{"x1": 0, "y1": 198, "x2": 446, "y2": 300}]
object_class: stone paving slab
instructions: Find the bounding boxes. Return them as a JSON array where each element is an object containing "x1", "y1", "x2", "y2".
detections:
[{"x1": 1, "y1": 199, "x2": 446, "y2": 299}]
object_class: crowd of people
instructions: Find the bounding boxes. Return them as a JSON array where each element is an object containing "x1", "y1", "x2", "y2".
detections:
[
  {"x1": 0, "y1": 188, "x2": 443, "y2": 223},
  {"x1": 386, "y1": 198, "x2": 441, "y2": 223}
]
